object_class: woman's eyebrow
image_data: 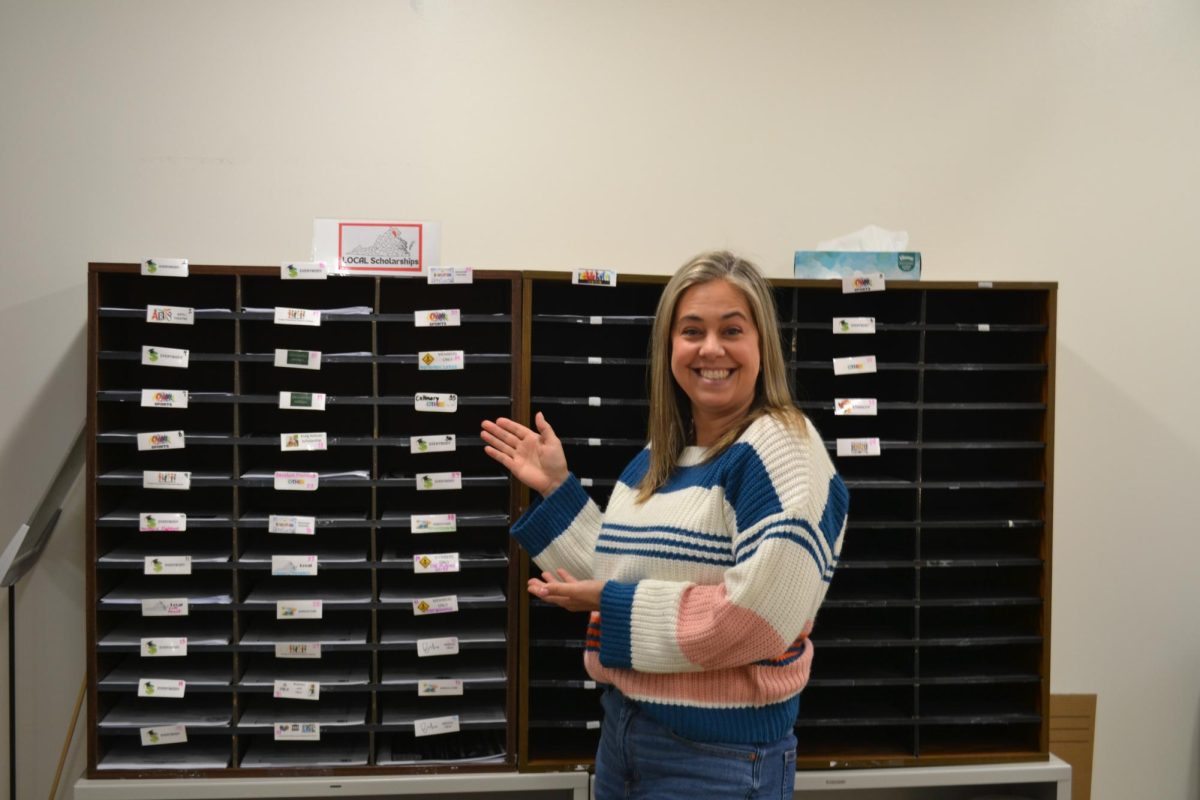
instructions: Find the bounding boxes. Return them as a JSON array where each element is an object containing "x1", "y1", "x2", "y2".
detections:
[{"x1": 677, "y1": 310, "x2": 749, "y2": 323}]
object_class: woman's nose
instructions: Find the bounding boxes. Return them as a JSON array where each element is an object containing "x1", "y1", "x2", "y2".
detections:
[{"x1": 699, "y1": 334, "x2": 724, "y2": 357}]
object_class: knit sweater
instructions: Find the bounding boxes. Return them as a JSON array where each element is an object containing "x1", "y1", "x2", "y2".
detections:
[{"x1": 511, "y1": 412, "x2": 849, "y2": 744}]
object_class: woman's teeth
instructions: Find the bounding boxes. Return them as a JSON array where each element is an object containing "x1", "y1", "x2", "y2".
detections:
[{"x1": 699, "y1": 369, "x2": 731, "y2": 380}]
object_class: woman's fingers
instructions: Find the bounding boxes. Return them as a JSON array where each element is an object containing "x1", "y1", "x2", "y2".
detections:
[
  {"x1": 480, "y1": 429, "x2": 515, "y2": 457},
  {"x1": 483, "y1": 445, "x2": 514, "y2": 468},
  {"x1": 493, "y1": 417, "x2": 533, "y2": 440}
]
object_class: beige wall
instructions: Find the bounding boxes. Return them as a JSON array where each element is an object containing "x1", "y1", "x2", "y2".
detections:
[{"x1": 2, "y1": 1, "x2": 1198, "y2": 797}]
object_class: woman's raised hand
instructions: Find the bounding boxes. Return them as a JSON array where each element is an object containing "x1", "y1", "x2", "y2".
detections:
[{"x1": 481, "y1": 412, "x2": 569, "y2": 497}]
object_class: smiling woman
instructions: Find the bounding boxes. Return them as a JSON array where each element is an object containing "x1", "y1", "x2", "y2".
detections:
[{"x1": 481, "y1": 251, "x2": 848, "y2": 799}]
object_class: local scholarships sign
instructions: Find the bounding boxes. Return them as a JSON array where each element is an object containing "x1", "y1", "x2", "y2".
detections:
[{"x1": 313, "y1": 219, "x2": 442, "y2": 276}]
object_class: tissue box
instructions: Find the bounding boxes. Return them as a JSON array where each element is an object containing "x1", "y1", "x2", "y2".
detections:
[{"x1": 794, "y1": 251, "x2": 922, "y2": 280}]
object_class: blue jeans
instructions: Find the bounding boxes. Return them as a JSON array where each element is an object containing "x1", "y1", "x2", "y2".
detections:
[{"x1": 595, "y1": 688, "x2": 798, "y2": 800}]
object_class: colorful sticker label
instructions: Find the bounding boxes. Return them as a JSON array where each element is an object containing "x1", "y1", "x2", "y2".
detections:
[
  {"x1": 272, "y1": 555, "x2": 318, "y2": 576},
  {"x1": 274, "y1": 306, "x2": 321, "y2": 326},
  {"x1": 144, "y1": 556, "x2": 191, "y2": 575},
  {"x1": 274, "y1": 680, "x2": 320, "y2": 700},
  {"x1": 416, "y1": 471, "x2": 462, "y2": 491},
  {"x1": 832, "y1": 317, "x2": 876, "y2": 334},
  {"x1": 418, "y1": 679, "x2": 463, "y2": 697},
  {"x1": 832, "y1": 355, "x2": 878, "y2": 376},
  {"x1": 141, "y1": 346, "x2": 189, "y2": 368},
  {"x1": 280, "y1": 261, "x2": 328, "y2": 280},
  {"x1": 417, "y1": 350, "x2": 464, "y2": 371},
  {"x1": 834, "y1": 398, "x2": 878, "y2": 416},
  {"x1": 414, "y1": 308, "x2": 461, "y2": 327},
  {"x1": 145, "y1": 305, "x2": 194, "y2": 325},
  {"x1": 411, "y1": 513, "x2": 457, "y2": 533},
  {"x1": 275, "y1": 642, "x2": 322, "y2": 659},
  {"x1": 274, "y1": 349, "x2": 322, "y2": 370},
  {"x1": 837, "y1": 437, "x2": 882, "y2": 457},
  {"x1": 141, "y1": 599, "x2": 189, "y2": 617},
  {"x1": 143, "y1": 471, "x2": 191, "y2": 490},
  {"x1": 141, "y1": 389, "x2": 189, "y2": 409},
  {"x1": 141, "y1": 258, "x2": 188, "y2": 277},
  {"x1": 414, "y1": 715, "x2": 461, "y2": 737},
  {"x1": 281, "y1": 432, "x2": 327, "y2": 452},
  {"x1": 139, "y1": 513, "x2": 186, "y2": 532},
  {"x1": 413, "y1": 552, "x2": 460, "y2": 574},
  {"x1": 572, "y1": 268, "x2": 618, "y2": 287},
  {"x1": 277, "y1": 600, "x2": 322, "y2": 619},
  {"x1": 140, "y1": 637, "x2": 187, "y2": 656},
  {"x1": 137, "y1": 430, "x2": 185, "y2": 451},
  {"x1": 274, "y1": 722, "x2": 320, "y2": 741},
  {"x1": 427, "y1": 266, "x2": 472, "y2": 284},
  {"x1": 268, "y1": 515, "x2": 316, "y2": 535},
  {"x1": 279, "y1": 391, "x2": 326, "y2": 411},
  {"x1": 412, "y1": 595, "x2": 459, "y2": 616},
  {"x1": 274, "y1": 471, "x2": 319, "y2": 491},
  {"x1": 138, "y1": 679, "x2": 186, "y2": 698},
  {"x1": 416, "y1": 636, "x2": 460, "y2": 657},
  {"x1": 140, "y1": 725, "x2": 187, "y2": 746},
  {"x1": 411, "y1": 434, "x2": 455, "y2": 454},
  {"x1": 842, "y1": 272, "x2": 886, "y2": 294},
  {"x1": 414, "y1": 392, "x2": 457, "y2": 413}
]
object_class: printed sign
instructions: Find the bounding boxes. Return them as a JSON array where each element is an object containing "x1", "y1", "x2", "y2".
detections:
[
  {"x1": 280, "y1": 432, "x2": 327, "y2": 452},
  {"x1": 416, "y1": 471, "x2": 462, "y2": 492},
  {"x1": 140, "y1": 389, "x2": 189, "y2": 409},
  {"x1": 140, "y1": 725, "x2": 187, "y2": 745},
  {"x1": 572, "y1": 268, "x2": 618, "y2": 287},
  {"x1": 141, "y1": 599, "x2": 189, "y2": 617},
  {"x1": 141, "y1": 258, "x2": 188, "y2": 277},
  {"x1": 137, "y1": 430, "x2": 185, "y2": 451},
  {"x1": 138, "y1": 679, "x2": 185, "y2": 698},
  {"x1": 417, "y1": 350, "x2": 464, "y2": 371},
  {"x1": 139, "y1": 513, "x2": 186, "y2": 532},
  {"x1": 414, "y1": 715, "x2": 460, "y2": 737},
  {"x1": 269, "y1": 515, "x2": 316, "y2": 535},
  {"x1": 411, "y1": 434, "x2": 455, "y2": 455},
  {"x1": 413, "y1": 552, "x2": 460, "y2": 574},
  {"x1": 275, "y1": 642, "x2": 322, "y2": 659},
  {"x1": 274, "y1": 722, "x2": 320, "y2": 741},
  {"x1": 411, "y1": 513, "x2": 457, "y2": 533},
  {"x1": 842, "y1": 272, "x2": 886, "y2": 294},
  {"x1": 418, "y1": 679, "x2": 463, "y2": 697},
  {"x1": 836, "y1": 437, "x2": 882, "y2": 457},
  {"x1": 274, "y1": 471, "x2": 319, "y2": 491},
  {"x1": 279, "y1": 391, "x2": 326, "y2": 411},
  {"x1": 274, "y1": 307, "x2": 321, "y2": 327},
  {"x1": 145, "y1": 305, "x2": 194, "y2": 325},
  {"x1": 832, "y1": 356, "x2": 878, "y2": 376},
  {"x1": 143, "y1": 471, "x2": 191, "y2": 490},
  {"x1": 281, "y1": 261, "x2": 328, "y2": 280},
  {"x1": 412, "y1": 595, "x2": 459, "y2": 616},
  {"x1": 832, "y1": 317, "x2": 876, "y2": 334},
  {"x1": 427, "y1": 266, "x2": 471, "y2": 284},
  {"x1": 416, "y1": 636, "x2": 460, "y2": 657},
  {"x1": 414, "y1": 308, "x2": 461, "y2": 328},
  {"x1": 274, "y1": 349, "x2": 322, "y2": 370},
  {"x1": 272, "y1": 555, "x2": 318, "y2": 576},
  {"x1": 140, "y1": 637, "x2": 187, "y2": 657},
  {"x1": 274, "y1": 680, "x2": 320, "y2": 700},
  {"x1": 414, "y1": 392, "x2": 457, "y2": 413},
  {"x1": 277, "y1": 600, "x2": 323, "y2": 619},
  {"x1": 144, "y1": 556, "x2": 191, "y2": 576},
  {"x1": 141, "y1": 346, "x2": 189, "y2": 368},
  {"x1": 834, "y1": 398, "x2": 878, "y2": 416},
  {"x1": 314, "y1": 219, "x2": 441, "y2": 276}
]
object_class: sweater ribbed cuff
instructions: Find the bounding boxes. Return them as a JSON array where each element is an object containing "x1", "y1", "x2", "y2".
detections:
[
  {"x1": 509, "y1": 473, "x2": 588, "y2": 558},
  {"x1": 599, "y1": 581, "x2": 638, "y2": 669}
]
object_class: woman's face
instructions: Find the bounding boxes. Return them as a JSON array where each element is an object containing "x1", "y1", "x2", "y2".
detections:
[{"x1": 669, "y1": 279, "x2": 761, "y2": 427}]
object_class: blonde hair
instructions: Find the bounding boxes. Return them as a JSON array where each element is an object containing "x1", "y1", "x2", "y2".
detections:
[{"x1": 637, "y1": 251, "x2": 805, "y2": 502}]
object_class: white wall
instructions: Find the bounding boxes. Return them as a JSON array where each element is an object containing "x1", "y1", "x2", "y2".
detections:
[{"x1": 2, "y1": 1, "x2": 1198, "y2": 797}]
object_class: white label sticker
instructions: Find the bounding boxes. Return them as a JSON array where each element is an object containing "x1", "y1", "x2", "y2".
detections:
[
  {"x1": 274, "y1": 306, "x2": 321, "y2": 326},
  {"x1": 572, "y1": 268, "x2": 618, "y2": 287},
  {"x1": 413, "y1": 552, "x2": 460, "y2": 574},
  {"x1": 414, "y1": 715, "x2": 460, "y2": 737},
  {"x1": 140, "y1": 724, "x2": 187, "y2": 746},
  {"x1": 141, "y1": 258, "x2": 188, "y2": 278},
  {"x1": 411, "y1": 434, "x2": 456, "y2": 454},
  {"x1": 143, "y1": 471, "x2": 191, "y2": 490},
  {"x1": 138, "y1": 679, "x2": 186, "y2": 698},
  {"x1": 145, "y1": 305, "x2": 194, "y2": 325},
  {"x1": 587, "y1": 356, "x2": 602, "y2": 365},
  {"x1": 411, "y1": 513, "x2": 457, "y2": 533},
  {"x1": 274, "y1": 349, "x2": 322, "y2": 370},
  {"x1": 418, "y1": 350, "x2": 465, "y2": 371},
  {"x1": 140, "y1": 389, "x2": 189, "y2": 409},
  {"x1": 586, "y1": 720, "x2": 601, "y2": 730},
  {"x1": 280, "y1": 432, "x2": 327, "y2": 452},
  {"x1": 274, "y1": 722, "x2": 320, "y2": 741},
  {"x1": 412, "y1": 595, "x2": 459, "y2": 615},
  {"x1": 978, "y1": 281, "x2": 994, "y2": 288},
  {"x1": 144, "y1": 556, "x2": 192, "y2": 576},
  {"x1": 588, "y1": 396, "x2": 601, "y2": 407},
  {"x1": 416, "y1": 636, "x2": 460, "y2": 657},
  {"x1": 837, "y1": 437, "x2": 882, "y2": 457},
  {"x1": 414, "y1": 392, "x2": 458, "y2": 413},
  {"x1": 274, "y1": 471, "x2": 319, "y2": 491},
  {"x1": 140, "y1": 637, "x2": 187, "y2": 656},
  {"x1": 137, "y1": 430, "x2": 185, "y2": 451},
  {"x1": 141, "y1": 346, "x2": 189, "y2": 368},
  {"x1": 281, "y1": 261, "x2": 328, "y2": 280},
  {"x1": 414, "y1": 308, "x2": 461, "y2": 327},
  {"x1": 842, "y1": 272, "x2": 886, "y2": 294},
  {"x1": 275, "y1": 642, "x2": 322, "y2": 659},
  {"x1": 139, "y1": 513, "x2": 186, "y2": 532},
  {"x1": 274, "y1": 680, "x2": 320, "y2": 700},
  {"x1": 272, "y1": 555, "x2": 318, "y2": 576},
  {"x1": 978, "y1": 323, "x2": 991, "y2": 332},
  {"x1": 418, "y1": 679, "x2": 464, "y2": 697},
  {"x1": 427, "y1": 266, "x2": 473, "y2": 284},
  {"x1": 589, "y1": 316, "x2": 602, "y2": 325},
  {"x1": 416, "y1": 471, "x2": 462, "y2": 491},
  {"x1": 141, "y1": 599, "x2": 189, "y2": 618},
  {"x1": 587, "y1": 438, "x2": 602, "y2": 446},
  {"x1": 833, "y1": 398, "x2": 878, "y2": 416},
  {"x1": 580, "y1": 478, "x2": 594, "y2": 487},
  {"x1": 279, "y1": 392, "x2": 326, "y2": 411},
  {"x1": 583, "y1": 680, "x2": 597, "y2": 689},
  {"x1": 832, "y1": 317, "x2": 876, "y2": 335},
  {"x1": 832, "y1": 356, "x2": 878, "y2": 376},
  {"x1": 277, "y1": 600, "x2": 323, "y2": 620},
  {"x1": 268, "y1": 514, "x2": 316, "y2": 535}
]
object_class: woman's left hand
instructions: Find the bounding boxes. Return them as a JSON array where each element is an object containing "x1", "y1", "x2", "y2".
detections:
[{"x1": 528, "y1": 568, "x2": 603, "y2": 612}]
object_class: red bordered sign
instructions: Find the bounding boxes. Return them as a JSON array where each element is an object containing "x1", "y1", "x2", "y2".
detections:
[{"x1": 313, "y1": 219, "x2": 441, "y2": 276}]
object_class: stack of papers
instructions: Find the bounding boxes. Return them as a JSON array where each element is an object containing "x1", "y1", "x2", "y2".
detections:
[
  {"x1": 240, "y1": 738, "x2": 368, "y2": 768},
  {"x1": 378, "y1": 729, "x2": 506, "y2": 765},
  {"x1": 100, "y1": 620, "x2": 231, "y2": 647},
  {"x1": 243, "y1": 578, "x2": 372, "y2": 605},
  {"x1": 100, "y1": 541, "x2": 231, "y2": 564},
  {"x1": 100, "y1": 655, "x2": 233, "y2": 687},
  {"x1": 239, "y1": 657, "x2": 370, "y2": 687},
  {"x1": 98, "y1": 742, "x2": 231, "y2": 770},
  {"x1": 99, "y1": 698, "x2": 232, "y2": 728},
  {"x1": 100, "y1": 577, "x2": 233, "y2": 605},
  {"x1": 238, "y1": 698, "x2": 367, "y2": 728},
  {"x1": 240, "y1": 619, "x2": 367, "y2": 646}
]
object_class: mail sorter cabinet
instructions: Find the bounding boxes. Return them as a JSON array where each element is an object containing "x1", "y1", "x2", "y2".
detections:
[
  {"x1": 517, "y1": 274, "x2": 1056, "y2": 771},
  {"x1": 86, "y1": 264, "x2": 522, "y2": 775}
]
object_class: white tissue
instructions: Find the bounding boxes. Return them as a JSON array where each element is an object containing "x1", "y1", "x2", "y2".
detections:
[{"x1": 818, "y1": 225, "x2": 909, "y2": 252}]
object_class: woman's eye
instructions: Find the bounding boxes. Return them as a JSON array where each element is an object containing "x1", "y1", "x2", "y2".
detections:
[{"x1": 724, "y1": 327, "x2": 743, "y2": 337}]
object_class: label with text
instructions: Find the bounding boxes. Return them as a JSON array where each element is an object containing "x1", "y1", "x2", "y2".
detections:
[
  {"x1": 272, "y1": 554, "x2": 318, "y2": 576},
  {"x1": 277, "y1": 599, "x2": 323, "y2": 620},
  {"x1": 833, "y1": 398, "x2": 878, "y2": 416},
  {"x1": 140, "y1": 637, "x2": 187, "y2": 657},
  {"x1": 268, "y1": 514, "x2": 316, "y2": 535},
  {"x1": 140, "y1": 389, "x2": 189, "y2": 409},
  {"x1": 416, "y1": 636, "x2": 460, "y2": 657},
  {"x1": 138, "y1": 678, "x2": 186, "y2": 698},
  {"x1": 275, "y1": 642, "x2": 322, "y2": 659},
  {"x1": 416, "y1": 471, "x2": 462, "y2": 491},
  {"x1": 281, "y1": 261, "x2": 328, "y2": 280},
  {"x1": 137, "y1": 430, "x2": 185, "y2": 451},
  {"x1": 412, "y1": 595, "x2": 459, "y2": 616},
  {"x1": 279, "y1": 391, "x2": 326, "y2": 411},
  {"x1": 139, "y1": 724, "x2": 187, "y2": 746},
  {"x1": 411, "y1": 513, "x2": 457, "y2": 534},
  {"x1": 842, "y1": 272, "x2": 887, "y2": 294},
  {"x1": 139, "y1": 512, "x2": 186, "y2": 532},
  {"x1": 418, "y1": 679, "x2": 464, "y2": 697},
  {"x1": 280, "y1": 432, "x2": 327, "y2": 452},
  {"x1": 274, "y1": 680, "x2": 320, "y2": 700},
  {"x1": 145, "y1": 304, "x2": 194, "y2": 325},
  {"x1": 143, "y1": 471, "x2": 191, "y2": 490},
  {"x1": 572, "y1": 268, "x2": 618, "y2": 287},
  {"x1": 832, "y1": 355, "x2": 878, "y2": 376},
  {"x1": 274, "y1": 306, "x2": 321, "y2": 326},
  {"x1": 414, "y1": 308, "x2": 461, "y2": 327},
  {"x1": 414, "y1": 392, "x2": 457, "y2": 413},
  {"x1": 141, "y1": 599, "x2": 189, "y2": 618},
  {"x1": 141, "y1": 258, "x2": 188, "y2": 277},
  {"x1": 410, "y1": 434, "x2": 455, "y2": 454},
  {"x1": 274, "y1": 471, "x2": 319, "y2": 491},
  {"x1": 414, "y1": 714, "x2": 460, "y2": 737},
  {"x1": 274, "y1": 349, "x2": 322, "y2": 370},
  {"x1": 836, "y1": 437, "x2": 882, "y2": 457},
  {"x1": 427, "y1": 266, "x2": 473, "y2": 284},
  {"x1": 144, "y1": 556, "x2": 191, "y2": 576},
  {"x1": 413, "y1": 552, "x2": 460, "y2": 574},
  {"x1": 274, "y1": 722, "x2": 320, "y2": 741},
  {"x1": 832, "y1": 317, "x2": 876, "y2": 334},
  {"x1": 418, "y1": 350, "x2": 464, "y2": 371},
  {"x1": 141, "y1": 345, "x2": 189, "y2": 369}
]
